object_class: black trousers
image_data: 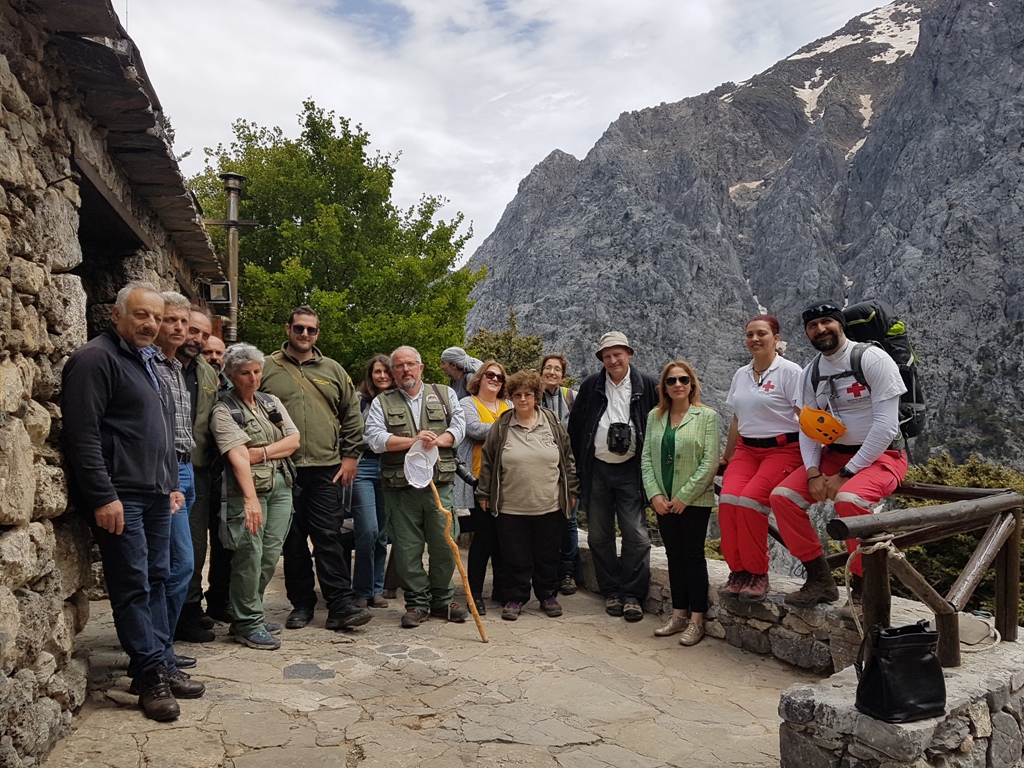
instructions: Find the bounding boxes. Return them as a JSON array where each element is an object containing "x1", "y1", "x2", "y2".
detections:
[
  {"x1": 283, "y1": 465, "x2": 356, "y2": 612},
  {"x1": 497, "y1": 511, "x2": 565, "y2": 605},
  {"x1": 467, "y1": 504, "x2": 505, "y2": 602},
  {"x1": 184, "y1": 463, "x2": 231, "y2": 617},
  {"x1": 657, "y1": 505, "x2": 712, "y2": 613}
]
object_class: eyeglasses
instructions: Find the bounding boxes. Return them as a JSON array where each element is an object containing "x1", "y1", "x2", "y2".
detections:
[
  {"x1": 665, "y1": 376, "x2": 691, "y2": 386},
  {"x1": 511, "y1": 391, "x2": 535, "y2": 399},
  {"x1": 290, "y1": 324, "x2": 319, "y2": 335},
  {"x1": 482, "y1": 371, "x2": 505, "y2": 383},
  {"x1": 542, "y1": 365, "x2": 563, "y2": 373}
]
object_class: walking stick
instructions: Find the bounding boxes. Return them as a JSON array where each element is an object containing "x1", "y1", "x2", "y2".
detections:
[{"x1": 430, "y1": 481, "x2": 488, "y2": 643}]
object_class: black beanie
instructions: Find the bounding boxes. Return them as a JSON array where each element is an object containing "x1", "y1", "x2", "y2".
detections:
[{"x1": 801, "y1": 299, "x2": 847, "y2": 329}]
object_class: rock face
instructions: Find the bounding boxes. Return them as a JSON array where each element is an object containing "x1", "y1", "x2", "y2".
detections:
[{"x1": 468, "y1": 0, "x2": 1024, "y2": 466}]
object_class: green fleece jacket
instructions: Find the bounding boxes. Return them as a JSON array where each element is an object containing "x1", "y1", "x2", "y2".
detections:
[{"x1": 260, "y1": 344, "x2": 363, "y2": 467}]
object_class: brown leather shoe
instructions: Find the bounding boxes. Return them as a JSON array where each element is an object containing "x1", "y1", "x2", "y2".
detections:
[{"x1": 133, "y1": 667, "x2": 180, "y2": 722}]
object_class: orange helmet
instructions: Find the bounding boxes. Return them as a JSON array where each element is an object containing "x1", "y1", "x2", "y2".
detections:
[{"x1": 799, "y1": 405, "x2": 847, "y2": 445}]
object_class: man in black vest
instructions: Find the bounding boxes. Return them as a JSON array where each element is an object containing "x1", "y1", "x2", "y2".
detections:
[{"x1": 364, "y1": 346, "x2": 468, "y2": 628}]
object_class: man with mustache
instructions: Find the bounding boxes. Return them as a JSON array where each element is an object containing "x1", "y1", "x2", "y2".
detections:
[
  {"x1": 175, "y1": 309, "x2": 232, "y2": 641},
  {"x1": 61, "y1": 282, "x2": 184, "y2": 721},
  {"x1": 770, "y1": 300, "x2": 909, "y2": 607}
]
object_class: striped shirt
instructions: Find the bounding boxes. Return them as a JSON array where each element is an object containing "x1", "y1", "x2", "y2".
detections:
[{"x1": 153, "y1": 349, "x2": 195, "y2": 457}]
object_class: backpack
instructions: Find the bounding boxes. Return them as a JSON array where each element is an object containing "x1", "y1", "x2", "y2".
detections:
[
  {"x1": 219, "y1": 390, "x2": 283, "y2": 429},
  {"x1": 809, "y1": 299, "x2": 926, "y2": 439}
]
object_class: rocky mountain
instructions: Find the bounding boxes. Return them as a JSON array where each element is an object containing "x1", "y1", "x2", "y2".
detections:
[{"x1": 466, "y1": 0, "x2": 1024, "y2": 466}]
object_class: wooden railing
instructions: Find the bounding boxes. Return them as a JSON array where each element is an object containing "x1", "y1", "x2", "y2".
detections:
[{"x1": 821, "y1": 482, "x2": 1024, "y2": 667}]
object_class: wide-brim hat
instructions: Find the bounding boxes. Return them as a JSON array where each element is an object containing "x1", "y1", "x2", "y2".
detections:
[{"x1": 595, "y1": 331, "x2": 634, "y2": 360}]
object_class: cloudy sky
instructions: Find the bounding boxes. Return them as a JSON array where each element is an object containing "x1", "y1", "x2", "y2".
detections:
[{"x1": 120, "y1": 0, "x2": 883, "y2": 260}]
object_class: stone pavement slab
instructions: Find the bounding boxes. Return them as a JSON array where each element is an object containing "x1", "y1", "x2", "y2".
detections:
[{"x1": 46, "y1": 564, "x2": 813, "y2": 767}]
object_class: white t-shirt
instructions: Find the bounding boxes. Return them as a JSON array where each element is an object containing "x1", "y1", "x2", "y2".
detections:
[
  {"x1": 594, "y1": 373, "x2": 635, "y2": 463},
  {"x1": 726, "y1": 355, "x2": 802, "y2": 438},
  {"x1": 803, "y1": 341, "x2": 906, "y2": 444}
]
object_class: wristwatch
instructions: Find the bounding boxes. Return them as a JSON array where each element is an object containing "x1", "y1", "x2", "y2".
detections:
[{"x1": 838, "y1": 465, "x2": 857, "y2": 479}]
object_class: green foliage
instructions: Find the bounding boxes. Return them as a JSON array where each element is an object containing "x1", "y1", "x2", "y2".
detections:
[
  {"x1": 467, "y1": 309, "x2": 544, "y2": 374},
  {"x1": 898, "y1": 453, "x2": 1024, "y2": 621},
  {"x1": 192, "y1": 100, "x2": 483, "y2": 381}
]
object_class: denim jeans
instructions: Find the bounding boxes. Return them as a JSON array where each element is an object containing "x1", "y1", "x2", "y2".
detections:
[
  {"x1": 584, "y1": 457, "x2": 651, "y2": 602},
  {"x1": 91, "y1": 493, "x2": 173, "y2": 680},
  {"x1": 558, "y1": 501, "x2": 580, "y2": 580},
  {"x1": 165, "y1": 461, "x2": 195, "y2": 662},
  {"x1": 351, "y1": 455, "x2": 388, "y2": 600}
]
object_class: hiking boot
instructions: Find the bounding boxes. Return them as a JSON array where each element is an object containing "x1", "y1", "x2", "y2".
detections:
[
  {"x1": 132, "y1": 667, "x2": 180, "y2": 722},
  {"x1": 784, "y1": 556, "x2": 839, "y2": 607},
  {"x1": 175, "y1": 622, "x2": 216, "y2": 643},
  {"x1": 285, "y1": 606, "x2": 314, "y2": 629},
  {"x1": 739, "y1": 573, "x2": 769, "y2": 602},
  {"x1": 167, "y1": 670, "x2": 205, "y2": 699},
  {"x1": 679, "y1": 621, "x2": 705, "y2": 647},
  {"x1": 264, "y1": 621, "x2": 283, "y2": 635},
  {"x1": 653, "y1": 614, "x2": 689, "y2": 637},
  {"x1": 502, "y1": 601, "x2": 522, "y2": 621},
  {"x1": 430, "y1": 603, "x2": 469, "y2": 622},
  {"x1": 370, "y1": 594, "x2": 389, "y2": 608},
  {"x1": 719, "y1": 570, "x2": 750, "y2": 598},
  {"x1": 605, "y1": 597, "x2": 624, "y2": 616},
  {"x1": 541, "y1": 597, "x2": 563, "y2": 617},
  {"x1": 559, "y1": 575, "x2": 578, "y2": 596},
  {"x1": 325, "y1": 605, "x2": 373, "y2": 630},
  {"x1": 234, "y1": 629, "x2": 282, "y2": 650},
  {"x1": 197, "y1": 613, "x2": 216, "y2": 630},
  {"x1": 401, "y1": 608, "x2": 429, "y2": 628},
  {"x1": 622, "y1": 600, "x2": 643, "y2": 622}
]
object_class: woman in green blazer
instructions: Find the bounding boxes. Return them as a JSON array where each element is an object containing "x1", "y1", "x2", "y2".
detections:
[{"x1": 641, "y1": 360, "x2": 720, "y2": 647}]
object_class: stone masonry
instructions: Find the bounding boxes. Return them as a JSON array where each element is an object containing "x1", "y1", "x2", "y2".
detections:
[{"x1": 0, "y1": 2, "x2": 218, "y2": 765}]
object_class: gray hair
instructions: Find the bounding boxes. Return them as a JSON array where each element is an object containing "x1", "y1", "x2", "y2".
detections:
[
  {"x1": 160, "y1": 291, "x2": 191, "y2": 310},
  {"x1": 223, "y1": 343, "x2": 265, "y2": 375},
  {"x1": 390, "y1": 346, "x2": 422, "y2": 367},
  {"x1": 114, "y1": 281, "x2": 160, "y2": 312}
]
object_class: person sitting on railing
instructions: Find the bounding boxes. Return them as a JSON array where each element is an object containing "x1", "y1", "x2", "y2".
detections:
[{"x1": 769, "y1": 300, "x2": 909, "y2": 607}]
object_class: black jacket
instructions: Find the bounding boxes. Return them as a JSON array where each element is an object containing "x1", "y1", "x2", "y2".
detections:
[
  {"x1": 61, "y1": 327, "x2": 177, "y2": 511},
  {"x1": 567, "y1": 364, "x2": 659, "y2": 507}
]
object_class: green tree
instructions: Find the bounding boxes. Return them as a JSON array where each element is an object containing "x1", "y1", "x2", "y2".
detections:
[
  {"x1": 192, "y1": 100, "x2": 483, "y2": 381},
  {"x1": 467, "y1": 309, "x2": 544, "y2": 373}
]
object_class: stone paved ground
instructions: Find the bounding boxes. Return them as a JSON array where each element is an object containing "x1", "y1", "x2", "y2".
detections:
[{"x1": 46, "y1": 563, "x2": 812, "y2": 768}]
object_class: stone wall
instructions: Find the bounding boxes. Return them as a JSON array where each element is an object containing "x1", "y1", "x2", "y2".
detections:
[{"x1": 0, "y1": 4, "x2": 181, "y2": 765}]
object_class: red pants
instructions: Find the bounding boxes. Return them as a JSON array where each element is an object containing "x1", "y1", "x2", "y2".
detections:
[
  {"x1": 719, "y1": 442, "x2": 802, "y2": 575},
  {"x1": 770, "y1": 449, "x2": 908, "y2": 575}
]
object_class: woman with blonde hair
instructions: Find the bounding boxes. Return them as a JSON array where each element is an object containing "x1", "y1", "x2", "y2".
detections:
[{"x1": 641, "y1": 360, "x2": 719, "y2": 646}]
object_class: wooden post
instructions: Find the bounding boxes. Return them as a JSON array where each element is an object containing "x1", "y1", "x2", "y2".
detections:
[
  {"x1": 994, "y1": 507, "x2": 1022, "y2": 642},
  {"x1": 935, "y1": 612, "x2": 961, "y2": 668},
  {"x1": 946, "y1": 512, "x2": 1016, "y2": 610},
  {"x1": 862, "y1": 547, "x2": 890, "y2": 636}
]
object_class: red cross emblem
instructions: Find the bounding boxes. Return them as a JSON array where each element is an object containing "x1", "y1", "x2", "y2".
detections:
[
  {"x1": 762, "y1": 380, "x2": 775, "y2": 392},
  {"x1": 847, "y1": 382, "x2": 868, "y2": 398}
]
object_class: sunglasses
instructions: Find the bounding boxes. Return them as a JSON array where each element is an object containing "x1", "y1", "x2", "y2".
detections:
[
  {"x1": 483, "y1": 370, "x2": 506, "y2": 383},
  {"x1": 665, "y1": 376, "x2": 691, "y2": 386},
  {"x1": 290, "y1": 324, "x2": 319, "y2": 335}
]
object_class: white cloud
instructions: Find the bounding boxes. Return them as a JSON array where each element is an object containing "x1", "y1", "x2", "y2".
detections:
[{"x1": 119, "y1": 0, "x2": 884, "y2": 259}]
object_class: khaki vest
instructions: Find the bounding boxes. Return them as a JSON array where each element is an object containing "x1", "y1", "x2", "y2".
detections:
[
  {"x1": 219, "y1": 392, "x2": 291, "y2": 495},
  {"x1": 379, "y1": 386, "x2": 456, "y2": 489}
]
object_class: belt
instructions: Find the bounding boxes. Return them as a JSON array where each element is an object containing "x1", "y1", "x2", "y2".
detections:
[
  {"x1": 827, "y1": 443, "x2": 861, "y2": 455},
  {"x1": 177, "y1": 451, "x2": 192, "y2": 463},
  {"x1": 741, "y1": 433, "x2": 799, "y2": 449}
]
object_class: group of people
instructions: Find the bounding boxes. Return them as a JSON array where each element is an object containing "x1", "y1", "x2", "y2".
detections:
[{"x1": 61, "y1": 281, "x2": 908, "y2": 722}]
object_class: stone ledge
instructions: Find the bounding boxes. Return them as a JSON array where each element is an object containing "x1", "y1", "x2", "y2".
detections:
[{"x1": 575, "y1": 539, "x2": 932, "y2": 673}]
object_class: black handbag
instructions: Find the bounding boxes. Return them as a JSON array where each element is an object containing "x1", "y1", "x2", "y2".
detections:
[{"x1": 854, "y1": 619, "x2": 946, "y2": 723}]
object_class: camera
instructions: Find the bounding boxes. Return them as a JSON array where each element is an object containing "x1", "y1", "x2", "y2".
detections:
[
  {"x1": 454, "y1": 458, "x2": 478, "y2": 488},
  {"x1": 607, "y1": 422, "x2": 632, "y2": 455}
]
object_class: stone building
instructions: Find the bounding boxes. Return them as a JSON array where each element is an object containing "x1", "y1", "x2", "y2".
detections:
[{"x1": 0, "y1": 1, "x2": 220, "y2": 763}]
